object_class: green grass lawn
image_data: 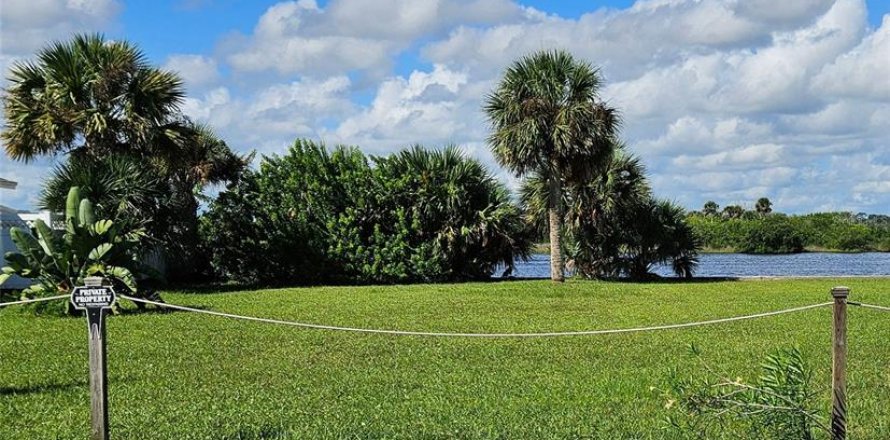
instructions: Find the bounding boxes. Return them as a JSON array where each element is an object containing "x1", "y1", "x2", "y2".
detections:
[{"x1": 2, "y1": 278, "x2": 890, "y2": 439}]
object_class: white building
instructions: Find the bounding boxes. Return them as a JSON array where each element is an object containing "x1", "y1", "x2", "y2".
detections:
[{"x1": 1, "y1": 179, "x2": 55, "y2": 290}]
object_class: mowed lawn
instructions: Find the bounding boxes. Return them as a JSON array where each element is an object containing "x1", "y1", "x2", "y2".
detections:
[{"x1": 2, "y1": 279, "x2": 890, "y2": 439}]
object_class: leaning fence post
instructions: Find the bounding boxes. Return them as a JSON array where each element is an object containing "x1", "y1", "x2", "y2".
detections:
[{"x1": 831, "y1": 286, "x2": 849, "y2": 440}]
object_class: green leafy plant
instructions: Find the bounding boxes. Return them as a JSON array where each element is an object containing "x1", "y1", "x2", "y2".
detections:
[
  {"x1": 660, "y1": 345, "x2": 826, "y2": 439},
  {"x1": 0, "y1": 187, "x2": 157, "y2": 313},
  {"x1": 200, "y1": 141, "x2": 532, "y2": 285}
]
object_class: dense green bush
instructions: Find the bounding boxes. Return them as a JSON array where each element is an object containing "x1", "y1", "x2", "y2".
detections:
[
  {"x1": 200, "y1": 140, "x2": 532, "y2": 285},
  {"x1": 739, "y1": 215, "x2": 804, "y2": 254}
]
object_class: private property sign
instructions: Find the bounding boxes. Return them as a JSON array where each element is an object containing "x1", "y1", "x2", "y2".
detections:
[
  {"x1": 72, "y1": 276, "x2": 115, "y2": 440},
  {"x1": 71, "y1": 285, "x2": 116, "y2": 310}
]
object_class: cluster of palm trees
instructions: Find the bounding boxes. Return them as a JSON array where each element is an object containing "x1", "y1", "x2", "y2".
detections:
[
  {"x1": 2, "y1": 34, "x2": 248, "y2": 280},
  {"x1": 3, "y1": 35, "x2": 698, "y2": 284},
  {"x1": 700, "y1": 198, "x2": 773, "y2": 219},
  {"x1": 485, "y1": 50, "x2": 699, "y2": 280}
]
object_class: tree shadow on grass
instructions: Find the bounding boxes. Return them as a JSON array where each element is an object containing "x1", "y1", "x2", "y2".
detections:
[
  {"x1": 595, "y1": 276, "x2": 742, "y2": 284},
  {"x1": 0, "y1": 380, "x2": 87, "y2": 396}
]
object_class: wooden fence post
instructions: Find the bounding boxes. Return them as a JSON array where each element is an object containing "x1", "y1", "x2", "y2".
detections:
[
  {"x1": 87, "y1": 307, "x2": 109, "y2": 440},
  {"x1": 831, "y1": 286, "x2": 849, "y2": 440},
  {"x1": 72, "y1": 276, "x2": 116, "y2": 440}
]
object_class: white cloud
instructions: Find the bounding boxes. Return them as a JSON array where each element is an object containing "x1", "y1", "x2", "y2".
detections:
[
  {"x1": 3, "y1": 0, "x2": 890, "y2": 214},
  {"x1": 0, "y1": 0, "x2": 121, "y2": 55},
  {"x1": 812, "y1": 14, "x2": 890, "y2": 100},
  {"x1": 329, "y1": 64, "x2": 477, "y2": 152},
  {"x1": 180, "y1": 76, "x2": 355, "y2": 154},
  {"x1": 225, "y1": 0, "x2": 524, "y2": 76},
  {"x1": 163, "y1": 54, "x2": 220, "y2": 88}
]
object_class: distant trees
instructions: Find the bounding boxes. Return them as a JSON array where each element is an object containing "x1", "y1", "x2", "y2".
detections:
[
  {"x1": 688, "y1": 201, "x2": 890, "y2": 253},
  {"x1": 200, "y1": 141, "x2": 533, "y2": 285},
  {"x1": 722, "y1": 205, "x2": 745, "y2": 219},
  {"x1": 484, "y1": 50, "x2": 618, "y2": 282},
  {"x1": 740, "y1": 216, "x2": 804, "y2": 254},
  {"x1": 756, "y1": 197, "x2": 773, "y2": 215},
  {"x1": 702, "y1": 201, "x2": 719, "y2": 216}
]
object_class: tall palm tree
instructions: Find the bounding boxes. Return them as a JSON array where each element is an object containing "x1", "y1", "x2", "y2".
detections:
[
  {"x1": 5, "y1": 34, "x2": 249, "y2": 281},
  {"x1": 2, "y1": 33, "x2": 185, "y2": 162},
  {"x1": 521, "y1": 145, "x2": 649, "y2": 277},
  {"x1": 484, "y1": 50, "x2": 619, "y2": 282}
]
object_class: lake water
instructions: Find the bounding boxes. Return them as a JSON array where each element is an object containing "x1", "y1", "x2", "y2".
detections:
[{"x1": 505, "y1": 252, "x2": 890, "y2": 278}]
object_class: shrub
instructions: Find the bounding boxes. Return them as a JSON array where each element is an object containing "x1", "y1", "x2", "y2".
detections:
[
  {"x1": 739, "y1": 215, "x2": 804, "y2": 254},
  {"x1": 201, "y1": 140, "x2": 532, "y2": 285}
]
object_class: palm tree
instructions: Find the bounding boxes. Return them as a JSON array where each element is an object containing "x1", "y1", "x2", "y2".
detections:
[
  {"x1": 40, "y1": 154, "x2": 166, "y2": 234},
  {"x1": 5, "y1": 34, "x2": 249, "y2": 280},
  {"x1": 2, "y1": 33, "x2": 185, "y2": 162},
  {"x1": 755, "y1": 197, "x2": 773, "y2": 216},
  {"x1": 620, "y1": 199, "x2": 700, "y2": 279},
  {"x1": 484, "y1": 50, "x2": 619, "y2": 282},
  {"x1": 722, "y1": 205, "x2": 745, "y2": 219},
  {"x1": 376, "y1": 146, "x2": 533, "y2": 279},
  {"x1": 702, "y1": 201, "x2": 719, "y2": 216},
  {"x1": 522, "y1": 145, "x2": 645, "y2": 277},
  {"x1": 522, "y1": 145, "x2": 700, "y2": 279}
]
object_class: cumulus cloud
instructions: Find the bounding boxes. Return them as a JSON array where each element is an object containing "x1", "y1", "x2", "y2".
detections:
[
  {"x1": 3, "y1": 0, "x2": 890, "y2": 214},
  {"x1": 0, "y1": 0, "x2": 121, "y2": 55},
  {"x1": 812, "y1": 14, "x2": 890, "y2": 100},
  {"x1": 163, "y1": 54, "x2": 221, "y2": 89},
  {"x1": 374, "y1": 0, "x2": 888, "y2": 212},
  {"x1": 225, "y1": 0, "x2": 524, "y2": 76},
  {"x1": 180, "y1": 76, "x2": 355, "y2": 153},
  {"x1": 329, "y1": 64, "x2": 478, "y2": 152}
]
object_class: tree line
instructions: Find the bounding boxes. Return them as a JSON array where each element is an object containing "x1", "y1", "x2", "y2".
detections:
[
  {"x1": 688, "y1": 199, "x2": 890, "y2": 253},
  {"x1": 1, "y1": 35, "x2": 701, "y2": 301}
]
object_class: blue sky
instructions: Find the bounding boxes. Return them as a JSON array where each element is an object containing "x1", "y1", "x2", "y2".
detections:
[{"x1": 2, "y1": 0, "x2": 890, "y2": 214}]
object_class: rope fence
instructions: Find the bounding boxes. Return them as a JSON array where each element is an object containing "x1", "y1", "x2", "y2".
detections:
[
  {"x1": 1, "y1": 295, "x2": 885, "y2": 336},
  {"x1": 120, "y1": 295, "x2": 834, "y2": 338},
  {"x1": 2, "y1": 286, "x2": 888, "y2": 440},
  {"x1": 850, "y1": 302, "x2": 890, "y2": 313},
  {"x1": 0, "y1": 294, "x2": 68, "y2": 308}
]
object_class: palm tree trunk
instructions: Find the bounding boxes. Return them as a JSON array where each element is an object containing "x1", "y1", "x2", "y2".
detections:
[{"x1": 548, "y1": 176, "x2": 565, "y2": 282}]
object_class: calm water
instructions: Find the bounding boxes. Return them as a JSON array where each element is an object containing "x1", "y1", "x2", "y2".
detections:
[{"x1": 505, "y1": 252, "x2": 890, "y2": 278}]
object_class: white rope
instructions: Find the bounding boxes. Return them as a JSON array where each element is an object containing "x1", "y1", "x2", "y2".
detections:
[
  {"x1": 120, "y1": 295, "x2": 832, "y2": 338},
  {"x1": 851, "y1": 302, "x2": 890, "y2": 313},
  {"x1": 0, "y1": 295, "x2": 69, "y2": 308}
]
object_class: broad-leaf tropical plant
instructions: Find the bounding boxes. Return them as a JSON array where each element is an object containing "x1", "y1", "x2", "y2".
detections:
[
  {"x1": 0, "y1": 187, "x2": 156, "y2": 313},
  {"x1": 484, "y1": 50, "x2": 619, "y2": 282}
]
